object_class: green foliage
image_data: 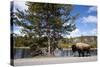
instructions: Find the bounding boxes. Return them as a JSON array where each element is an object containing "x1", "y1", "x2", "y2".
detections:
[
  {"x1": 14, "y1": 2, "x2": 78, "y2": 36},
  {"x1": 58, "y1": 43, "x2": 68, "y2": 48},
  {"x1": 13, "y1": 2, "x2": 79, "y2": 55}
]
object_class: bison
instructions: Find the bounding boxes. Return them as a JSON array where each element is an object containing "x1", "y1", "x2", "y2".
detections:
[{"x1": 72, "y1": 43, "x2": 91, "y2": 57}]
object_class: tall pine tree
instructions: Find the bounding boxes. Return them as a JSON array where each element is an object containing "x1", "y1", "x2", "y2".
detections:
[{"x1": 13, "y1": 2, "x2": 79, "y2": 56}]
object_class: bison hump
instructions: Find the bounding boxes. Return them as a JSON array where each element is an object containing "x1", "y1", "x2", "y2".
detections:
[{"x1": 76, "y1": 43, "x2": 90, "y2": 49}]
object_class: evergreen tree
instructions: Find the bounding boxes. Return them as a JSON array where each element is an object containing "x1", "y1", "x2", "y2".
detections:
[{"x1": 13, "y1": 2, "x2": 79, "y2": 56}]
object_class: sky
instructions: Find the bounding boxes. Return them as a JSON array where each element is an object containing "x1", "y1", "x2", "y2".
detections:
[{"x1": 13, "y1": 1, "x2": 97, "y2": 37}]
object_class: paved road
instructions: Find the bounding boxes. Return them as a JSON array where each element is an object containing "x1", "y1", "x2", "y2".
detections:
[{"x1": 14, "y1": 56, "x2": 97, "y2": 66}]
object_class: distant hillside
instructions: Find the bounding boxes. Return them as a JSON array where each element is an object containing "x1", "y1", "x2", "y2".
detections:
[
  {"x1": 72, "y1": 36, "x2": 97, "y2": 43},
  {"x1": 58, "y1": 36, "x2": 97, "y2": 48}
]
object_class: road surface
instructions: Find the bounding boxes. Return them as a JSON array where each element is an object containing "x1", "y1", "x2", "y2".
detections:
[{"x1": 14, "y1": 56, "x2": 97, "y2": 66}]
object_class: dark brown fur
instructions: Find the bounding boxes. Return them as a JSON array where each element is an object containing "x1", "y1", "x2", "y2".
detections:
[{"x1": 72, "y1": 44, "x2": 91, "y2": 57}]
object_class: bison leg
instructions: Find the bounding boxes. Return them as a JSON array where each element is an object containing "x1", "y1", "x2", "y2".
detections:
[
  {"x1": 78, "y1": 49, "x2": 84, "y2": 57},
  {"x1": 84, "y1": 49, "x2": 90, "y2": 56},
  {"x1": 79, "y1": 52, "x2": 81, "y2": 57},
  {"x1": 82, "y1": 51, "x2": 84, "y2": 57},
  {"x1": 86, "y1": 50, "x2": 91, "y2": 56},
  {"x1": 78, "y1": 50, "x2": 81, "y2": 57}
]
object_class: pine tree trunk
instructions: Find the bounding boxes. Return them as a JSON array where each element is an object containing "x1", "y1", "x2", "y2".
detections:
[{"x1": 47, "y1": 37, "x2": 51, "y2": 56}]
